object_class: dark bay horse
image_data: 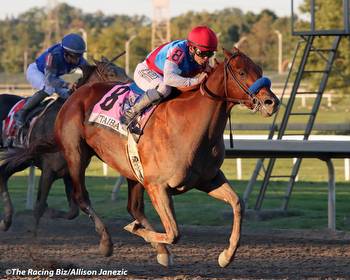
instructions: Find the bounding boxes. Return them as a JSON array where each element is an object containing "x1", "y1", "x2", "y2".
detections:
[
  {"x1": 51, "y1": 48, "x2": 279, "y2": 267},
  {"x1": 0, "y1": 57, "x2": 131, "y2": 232}
]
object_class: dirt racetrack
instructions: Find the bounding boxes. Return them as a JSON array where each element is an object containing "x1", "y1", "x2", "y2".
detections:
[{"x1": 1, "y1": 211, "x2": 350, "y2": 280}]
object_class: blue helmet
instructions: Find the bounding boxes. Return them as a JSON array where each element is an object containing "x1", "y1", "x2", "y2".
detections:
[{"x1": 61, "y1": 33, "x2": 86, "y2": 54}]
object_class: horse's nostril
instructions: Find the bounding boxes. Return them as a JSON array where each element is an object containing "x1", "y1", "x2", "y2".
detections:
[{"x1": 264, "y1": 99, "x2": 274, "y2": 106}]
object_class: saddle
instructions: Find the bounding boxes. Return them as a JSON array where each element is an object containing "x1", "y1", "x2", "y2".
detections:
[
  {"x1": 2, "y1": 96, "x2": 57, "y2": 148},
  {"x1": 88, "y1": 82, "x2": 157, "y2": 142}
]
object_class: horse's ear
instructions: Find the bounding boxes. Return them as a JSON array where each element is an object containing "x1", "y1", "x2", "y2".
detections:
[
  {"x1": 223, "y1": 48, "x2": 232, "y2": 59},
  {"x1": 101, "y1": 56, "x2": 109, "y2": 63},
  {"x1": 232, "y1": 46, "x2": 239, "y2": 53}
]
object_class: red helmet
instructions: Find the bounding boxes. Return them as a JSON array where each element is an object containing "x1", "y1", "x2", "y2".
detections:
[{"x1": 187, "y1": 26, "x2": 218, "y2": 51}]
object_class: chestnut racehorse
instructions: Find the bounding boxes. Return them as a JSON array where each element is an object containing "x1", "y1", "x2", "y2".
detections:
[{"x1": 54, "y1": 48, "x2": 279, "y2": 267}]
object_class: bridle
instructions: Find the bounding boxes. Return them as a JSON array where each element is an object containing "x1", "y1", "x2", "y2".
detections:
[
  {"x1": 200, "y1": 51, "x2": 270, "y2": 148},
  {"x1": 200, "y1": 52, "x2": 262, "y2": 112}
]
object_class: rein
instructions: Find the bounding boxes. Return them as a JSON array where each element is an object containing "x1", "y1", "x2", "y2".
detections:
[
  {"x1": 200, "y1": 82, "x2": 244, "y2": 104},
  {"x1": 199, "y1": 52, "x2": 267, "y2": 148}
]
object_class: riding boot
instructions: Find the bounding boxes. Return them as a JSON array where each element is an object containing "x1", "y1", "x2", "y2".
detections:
[
  {"x1": 120, "y1": 88, "x2": 163, "y2": 125},
  {"x1": 15, "y1": 89, "x2": 49, "y2": 127}
]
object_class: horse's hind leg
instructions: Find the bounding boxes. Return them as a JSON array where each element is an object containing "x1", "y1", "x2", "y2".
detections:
[
  {"x1": 125, "y1": 180, "x2": 173, "y2": 267},
  {"x1": 0, "y1": 165, "x2": 14, "y2": 231},
  {"x1": 60, "y1": 135, "x2": 113, "y2": 257},
  {"x1": 197, "y1": 170, "x2": 242, "y2": 268}
]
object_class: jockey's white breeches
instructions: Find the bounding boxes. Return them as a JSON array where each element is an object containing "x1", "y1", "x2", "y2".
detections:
[
  {"x1": 133, "y1": 61, "x2": 171, "y2": 97},
  {"x1": 26, "y1": 63, "x2": 56, "y2": 95}
]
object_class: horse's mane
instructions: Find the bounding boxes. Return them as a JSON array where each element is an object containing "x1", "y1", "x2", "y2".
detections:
[{"x1": 75, "y1": 65, "x2": 97, "y2": 89}]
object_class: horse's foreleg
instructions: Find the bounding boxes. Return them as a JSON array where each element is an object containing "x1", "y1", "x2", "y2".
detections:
[
  {"x1": 129, "y1": 184, "x2": 179, "y2": 245},
  {"x1": 61, "y1": 137, "x2": 113, "y2": 257},
  {"x1": 82, "y1": 204, "x2": 113, "y2": 257},
  {"x1": 197, "y1": 170, "x2": 242, "y2": 268},
  {"x1": 0, "y1": 172, "x2": 13, "y2": 231},
  {"x1": 62, "y1": 175, "x2": 79, "y2": 219},
  {"x1": 73, "y1": 170, "x2": 113, "y2": 257},
  {"x1": 34, "y1": 169, "x2": 55, "y2": 230},
  {"x1": 73, "y1": 174, "x2": 113, "y2": 257},
  {"x1": 47, "y1": 175, "x2": 79, "y2": 220},
  {"x1": 125, "y1": 180, "x2": 173, "y2": 266},
  {"x1": 0, "y1": 159, "x2": 31, "y2": 231}
]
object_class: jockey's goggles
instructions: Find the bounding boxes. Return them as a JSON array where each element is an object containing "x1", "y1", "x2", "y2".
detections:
[
  {"x1": 194, "y1": 48, "x2": 215, "y2": 59},
  {"x1": 64, "y1": 51, "x2": 82, "y2": 59}
]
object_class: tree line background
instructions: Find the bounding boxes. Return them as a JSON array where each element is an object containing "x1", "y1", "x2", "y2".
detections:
[{"x1": 0, "y1": 0, "x2": 349, "y2": 94}]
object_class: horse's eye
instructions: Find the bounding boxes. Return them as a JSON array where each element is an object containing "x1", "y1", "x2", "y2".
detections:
[{"x1": 239, "y1": 70, "x2": 245, "y2": 76}]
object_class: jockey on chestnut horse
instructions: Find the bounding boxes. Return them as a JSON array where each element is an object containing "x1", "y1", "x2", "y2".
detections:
[
  {"x1": 120, "y1": 26, "x2": 215, "y2": 128},
  {"x1": 4, "y1": 26, "x2": 279, "y2": 268},
  {"x1": 52, "y1": 26, "x2": 279, "y2": 267}
]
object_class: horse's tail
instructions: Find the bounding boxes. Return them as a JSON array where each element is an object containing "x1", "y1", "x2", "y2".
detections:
[{"x1": 0, "y1": 137, "x2": 58, "y2": 171}]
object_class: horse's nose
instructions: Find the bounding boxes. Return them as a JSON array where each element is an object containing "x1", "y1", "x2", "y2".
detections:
[
  {"x1": 264, "y1": 98, "x2": 274, "y2": 106},
  {"x1": 263, "y1": 95, "x2": 280, "y2": 112}
]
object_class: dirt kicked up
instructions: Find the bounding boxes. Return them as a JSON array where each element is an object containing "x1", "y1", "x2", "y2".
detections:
[{"x1": 0, "y1": 211, "x2": 349, "y2": 279}]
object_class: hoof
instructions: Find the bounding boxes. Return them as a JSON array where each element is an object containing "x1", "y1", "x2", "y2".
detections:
[
  {"x1": 123, "y1": 220, "x2": 141, "y2": 233},
  {"x1": 32, "y1": 228, "x2": 38, "y2": 238},
  {"x1": 46, "y1": 208, "x2": 66, "y2": 219},
  {"x1": 45, "y1": 207, "x2": 79, "y2": 220},
  {"x1": 65, "y1": 210, "x2": 79, "y2": 220},
  {"x1": 0, "y1": 219, "x2": 11, "y2": 232},
  {"x1": 218, "y1": 249, "x2": 230, "y2": 268},
  {"x1": 157, "y1": 253, "x2": 174, "y2": 267},
  {"x1": 99, "y1": 241, "x2": 113, "y2": 257}
]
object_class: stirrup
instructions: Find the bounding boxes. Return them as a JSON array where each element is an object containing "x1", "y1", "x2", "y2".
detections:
[
  {"x1": 129, "y1": 125, "x2": 142, "y2": 135},
  {"x1": 120, "y1": 110, "x2": 138, "y2": 126},
  {"x1": 121, "y1": 114, "x2": 142, "y2": 136}
]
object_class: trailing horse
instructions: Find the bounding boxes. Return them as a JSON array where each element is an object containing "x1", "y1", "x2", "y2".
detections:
[
  {"x1": 0, "y1": 56, "x2": 131, "y2": 232},
  {"x1": 0, "y1": 94, "x2": 22, "y2": 148}
]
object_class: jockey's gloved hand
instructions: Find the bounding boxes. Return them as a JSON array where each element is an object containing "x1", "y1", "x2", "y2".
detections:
[
  {"x1": 62, "y1": 81, "x2": 71, "y2": 89},
  {"x1": 70, "y1": 82, "x2": 78, "y2": 92}
]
